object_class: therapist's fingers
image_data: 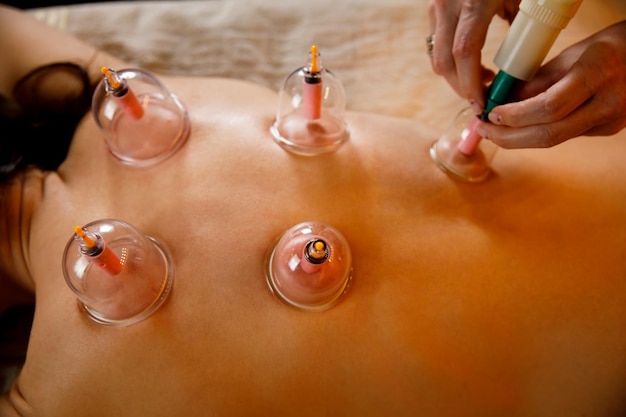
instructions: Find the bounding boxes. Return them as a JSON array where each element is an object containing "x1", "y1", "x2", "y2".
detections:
[
  {"x1": 427, "y1": 0, "x2": 513, "y2": 112},
  {"x1": 488, "y1": 42, "x2": 616, "y2": 128},
  {"x1": 487, "y1": 72, "x2": 587, "y2": 128},
  {"x1": 480, "y1": 96, "x2": 623, "y2": 148},
  {"x1": 480, "y1": 92, "x2": 626, "y2": 149},
  {"x1": 453, "y1": 0, "x2": 497, "y2": 109},
  {"x1": 428, "y1": 1, "x2": 459, "y2": 88}
]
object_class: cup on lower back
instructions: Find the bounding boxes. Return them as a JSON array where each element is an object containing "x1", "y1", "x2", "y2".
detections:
[
  {"x1": 62, "y1": 219, "x2": 174, "y2": 327},
  {"x1": 429, "y1": 107, "x2": 499, "y2": 183},
  {"x1": 92, "y1": 68, "x2": 190, "y2": 167},
  {"x1": 265, "y1": 221, "x2": 353, "y2": 312}
]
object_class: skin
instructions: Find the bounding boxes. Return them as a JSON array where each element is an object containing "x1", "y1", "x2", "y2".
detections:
[
  {"x1": 427, "y1": 0, "x2": 626, "y2": 149},
  {"x1": 1, "y1": 5, "x2": 626, "y2": 416}
]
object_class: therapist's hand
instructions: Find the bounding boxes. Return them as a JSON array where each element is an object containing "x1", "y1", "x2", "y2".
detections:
[
  {"x1": 476, "y1": 20, "x2": 626, "y2": 148},
  {"x1": 427, "y1": 0, "x2": 520, "y2": 113}
]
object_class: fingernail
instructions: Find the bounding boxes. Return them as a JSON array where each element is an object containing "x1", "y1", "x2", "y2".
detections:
[
  {"x1": 488, "y1": 112, "x2": 502, "y2": 125},
  {"x1": 469, "y1": 99, "x2": 482, "y2": 115}
]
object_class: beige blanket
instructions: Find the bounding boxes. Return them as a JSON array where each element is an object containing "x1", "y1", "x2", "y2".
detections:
[{"x1": 30, "y1": 0, "x2": 625, "y2": 131}]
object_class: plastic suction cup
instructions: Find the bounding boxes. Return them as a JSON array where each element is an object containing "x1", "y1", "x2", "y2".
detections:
[
  {"x1": 265, "y1": 221, "x2": 353, "y2": 312},
  {"x1": 62, "y1": 219, "x2": 174, "y2": 326},
  {"x1": 429, "y1": 107, "x2": 498, "y2": 183},
  {"x1": 270, "y1": 46, "x2": 349, "y2": 156},
  {"x1": 92, "y1": 67, "x2": 190, "y2": 167}
]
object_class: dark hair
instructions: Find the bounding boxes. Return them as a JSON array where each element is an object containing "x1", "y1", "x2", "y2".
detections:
[{"x1": 0, "y1": 62, "x2": 96, "y2": 182}]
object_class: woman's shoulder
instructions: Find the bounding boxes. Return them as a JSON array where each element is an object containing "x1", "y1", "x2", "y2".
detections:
[{"x1": 0, "y1": 169, "x2": 44, "y2": 312}]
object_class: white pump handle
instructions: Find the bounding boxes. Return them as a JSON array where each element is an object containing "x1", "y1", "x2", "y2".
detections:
[{"x1": 494, "y1": 0, "x2": 584, "y2": 80}]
